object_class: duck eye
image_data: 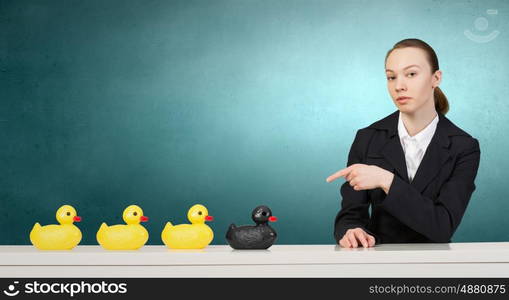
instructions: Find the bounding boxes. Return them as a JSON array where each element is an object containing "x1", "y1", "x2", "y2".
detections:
[
  {"x1": 66, "y1": 212, "x2": 71, "y2": 216},
  {"x1": 133, "y1": 212, "x2": 138, "y2": 216},
  {"x1": 262, "y1": 212, "x2": 267, "y2": 216},
  {"x1": 198, "y1": 211, "x2": 202, "y2": 215}
]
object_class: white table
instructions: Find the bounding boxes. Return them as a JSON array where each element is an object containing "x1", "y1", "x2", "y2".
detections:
[{"x1": 1, "y1": 242, "x2": 508, "y2": 277}]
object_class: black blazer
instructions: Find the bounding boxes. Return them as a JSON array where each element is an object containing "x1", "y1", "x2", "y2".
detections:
[{"x1": 333, "y1": 111, "x2": 481, "y2": 244}]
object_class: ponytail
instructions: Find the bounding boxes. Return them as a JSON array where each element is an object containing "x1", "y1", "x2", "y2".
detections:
[{"x1": 434, "y1": 87, "x2": 449, "y2": 115}]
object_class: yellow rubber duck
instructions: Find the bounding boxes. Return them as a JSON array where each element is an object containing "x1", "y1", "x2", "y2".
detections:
[
  {"x1": 161, "y1": 204, "x2": 214, "y2": 249},
  {"x1": 30, "y1": 205, "x2": 82, "y2": 250},
  {"x1": 96, "y1": 205, "x2": 149, "y2": 250}
]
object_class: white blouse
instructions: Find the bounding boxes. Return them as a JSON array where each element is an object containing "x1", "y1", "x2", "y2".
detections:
[{"x1": 397, "y1": 112, "x2": 439, "y2": 182}]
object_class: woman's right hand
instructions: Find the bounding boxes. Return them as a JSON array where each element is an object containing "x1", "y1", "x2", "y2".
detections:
[{"x1": 339, "y1": 228, "x2": 376, "y2": 248}]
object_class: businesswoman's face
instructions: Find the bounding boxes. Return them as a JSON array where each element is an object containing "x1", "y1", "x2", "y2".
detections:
[{"x1": 385, "y1": 47, "x2": 441, "y2": 115}]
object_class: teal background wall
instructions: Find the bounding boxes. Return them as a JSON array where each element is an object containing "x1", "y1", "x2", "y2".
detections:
[{"x1": 1, "y1": 0, "x2": 508, "y2": 245}]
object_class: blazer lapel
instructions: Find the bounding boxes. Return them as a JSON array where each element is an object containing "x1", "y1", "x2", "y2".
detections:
[
  {"x1": 370, "y1": 111, "x2": 410, "y2": 183},
  {"x1": 380, "y1": 136, "x2": 409, "y2": 183},
  {"x1": 369, "y1": 111, "x2": 453, "y2": 192},
  {"x1": 409, "y1": 116, "x2": 452, "y2": 193}
]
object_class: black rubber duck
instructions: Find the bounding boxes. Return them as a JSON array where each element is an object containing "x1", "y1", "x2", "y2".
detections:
[{"x1": 226, "y1": 205, "x2": 278, "y2": 249}]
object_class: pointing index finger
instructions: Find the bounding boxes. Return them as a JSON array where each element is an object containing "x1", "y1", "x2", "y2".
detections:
[{"x1": 326, "y1": 165, "x2": 354, "y2": 183}]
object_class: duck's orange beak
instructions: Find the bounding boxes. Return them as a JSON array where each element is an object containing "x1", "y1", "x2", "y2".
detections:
[
  {"x1": 140, "y1": 216, "x2": 149, "y2": 222},
  {"x1": 73, "y1": 216, "x2": 82, "y2": 222},
  {"x1": 268, "y1": 216, "x2": 277, "y2": 222},
  {"x1": 205, "y1": 216, "x2": 214, "y2": 222}
]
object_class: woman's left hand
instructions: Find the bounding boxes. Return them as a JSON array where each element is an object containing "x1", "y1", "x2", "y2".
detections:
[{"x1": 326, "y1": 164, "x2": 394, "y2": 194}]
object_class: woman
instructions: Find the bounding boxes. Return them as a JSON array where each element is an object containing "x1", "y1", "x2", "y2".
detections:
[{"x1": 327, "y1": 38, "x2": 481, "y2": 248}]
